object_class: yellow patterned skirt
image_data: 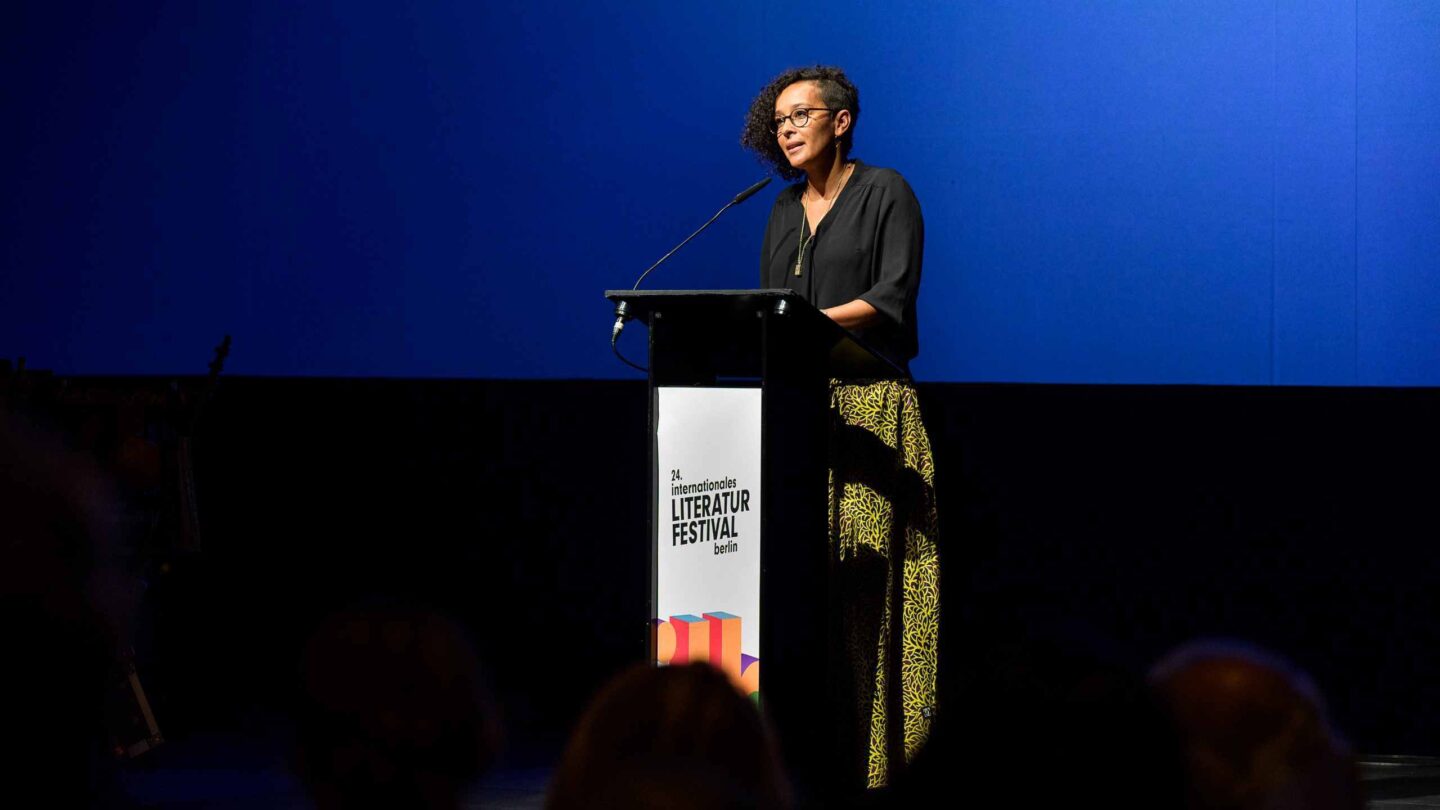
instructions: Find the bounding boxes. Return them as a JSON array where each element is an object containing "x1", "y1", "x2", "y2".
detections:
[{"x1": 829, "y1": 379, "x2": 940, "y2": 789}]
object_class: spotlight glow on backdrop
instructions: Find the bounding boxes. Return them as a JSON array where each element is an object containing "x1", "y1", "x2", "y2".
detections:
[{"x1": 3, "y1": 1, "x2": 1437, "y2": 384}]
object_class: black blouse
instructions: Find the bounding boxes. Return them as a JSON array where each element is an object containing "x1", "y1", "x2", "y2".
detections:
[{"x1": 759, "y1": 160, "x2": 924, "y2": 371}]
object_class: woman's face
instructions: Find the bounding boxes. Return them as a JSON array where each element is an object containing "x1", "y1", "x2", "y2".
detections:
[{"x1": 774, "y1": 81, "x2": 849, "y2": 175}]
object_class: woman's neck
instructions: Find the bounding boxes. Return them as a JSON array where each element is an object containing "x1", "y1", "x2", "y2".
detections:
[{"x1": 804, "y1": 151, "x2": 850, "y2": 200}]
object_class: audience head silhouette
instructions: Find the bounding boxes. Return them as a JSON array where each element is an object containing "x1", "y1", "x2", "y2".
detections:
[
  {"x1": 1150, "y1": 639, "x2": 1364, "y2": 810},
  {"x1": 295, "y1": 604, "x2": 500, "y2": 810},
  {"x1": 547, "y1": 662, "x2": 790, "y2": 809}
]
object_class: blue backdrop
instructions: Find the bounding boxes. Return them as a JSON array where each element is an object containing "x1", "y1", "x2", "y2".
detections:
[{"x1": 3, "y1": 1, "x2": 1437, "y2": 384}]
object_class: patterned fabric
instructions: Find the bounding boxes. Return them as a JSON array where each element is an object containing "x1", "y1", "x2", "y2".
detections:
[{"x1": 829, "y1": 379, "x2": 940, "y2": 789}]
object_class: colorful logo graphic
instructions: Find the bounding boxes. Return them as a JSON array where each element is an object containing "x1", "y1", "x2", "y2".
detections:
[{"x1": 652, "y1": 612, "x2": 759, "y2": 700}]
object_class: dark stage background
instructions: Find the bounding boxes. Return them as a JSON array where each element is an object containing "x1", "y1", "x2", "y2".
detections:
[{"x1": 28, "y1": 375, "x2": 1435, "y2": 760}]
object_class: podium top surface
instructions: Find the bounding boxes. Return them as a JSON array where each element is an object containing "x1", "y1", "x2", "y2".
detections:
[
  {"x1": 605, "y1": 289, "x2": 904, "y2": 380},
  {"x1": 606, "y1": 288, "x2": 795, "y2": 319}
]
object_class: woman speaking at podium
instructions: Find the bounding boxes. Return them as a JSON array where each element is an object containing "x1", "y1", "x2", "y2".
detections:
[{"x1": 742, "y1": 66, "x2": 939, "y2": 790}]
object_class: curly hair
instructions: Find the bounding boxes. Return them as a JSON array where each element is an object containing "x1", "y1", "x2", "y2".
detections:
[{"x1": 741, "y1": 65, "x2": 860, "y2": 181}]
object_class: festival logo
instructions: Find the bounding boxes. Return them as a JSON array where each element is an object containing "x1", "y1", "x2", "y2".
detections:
[{"x1": 652, "y1": 612, "x2": 760, "y2": 701}]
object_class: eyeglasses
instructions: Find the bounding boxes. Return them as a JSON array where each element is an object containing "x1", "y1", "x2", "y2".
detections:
[{"x1": 772, "y1": 107, "x2": 837, "y2": 132}]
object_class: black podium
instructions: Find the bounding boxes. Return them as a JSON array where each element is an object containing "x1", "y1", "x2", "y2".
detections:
[{"x1": 605, "y1": 288, "x2": 902, "y2": 793}]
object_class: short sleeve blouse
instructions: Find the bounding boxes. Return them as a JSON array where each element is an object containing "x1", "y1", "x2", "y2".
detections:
[{"x1": 759, "y1": 160, "x2": 924, "y2": 372}]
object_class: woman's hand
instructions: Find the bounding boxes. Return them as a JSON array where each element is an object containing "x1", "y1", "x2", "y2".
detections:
[{"x1": 823, "y1": 299, "x2": 882, "y2": 329}]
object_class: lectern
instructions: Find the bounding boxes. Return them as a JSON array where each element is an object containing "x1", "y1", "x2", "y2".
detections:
[{"x1": 604, "y1": 288, "x2": 902, "y2": 792}]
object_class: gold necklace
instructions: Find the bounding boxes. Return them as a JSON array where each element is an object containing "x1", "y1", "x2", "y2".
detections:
[{"x1": 793, "y1": 162, "x2": 853, "y2": 277}]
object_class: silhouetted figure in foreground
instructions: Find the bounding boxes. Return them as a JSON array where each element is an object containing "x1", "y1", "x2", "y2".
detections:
[
  {"x1": 0, "y1": 415, "x2": 132, "y2": 806},
  {"x1": 294, "y1": 605, "x2": 500, "y2": 810},
  {"x1": 1150, "y1": 640, "x2": 1364, "y2": 810},
  {"x1": 548, "y1": 662, "x2": 791, "y2": 809}
]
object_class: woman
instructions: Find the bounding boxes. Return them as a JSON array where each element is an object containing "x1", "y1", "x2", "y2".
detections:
[{"x1": 741, "y1": 66, "x2": 940, "y2": 790}]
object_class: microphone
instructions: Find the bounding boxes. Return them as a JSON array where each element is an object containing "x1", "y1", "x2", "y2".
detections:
[
  {"x1": 729, "y1": 177, "x2": 772, "y2": 206},
  {"x1": 611, "y1": 176, "x2": 773, "y2": 365},
  {"x1": 628, "y1": 176, "x2": 771, "y2": 291}
]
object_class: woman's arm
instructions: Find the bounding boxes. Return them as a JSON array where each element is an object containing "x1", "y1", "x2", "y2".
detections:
[
  {"x1": 851, "y1": 173, "x2": 923, "y2": 331},
  {"x1": 823, "y1": 298, "x2": 882, "y2": 329}
]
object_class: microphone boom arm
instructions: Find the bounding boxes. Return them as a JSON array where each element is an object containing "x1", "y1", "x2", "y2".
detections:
[{"x1": 611, "y1": 176, "x2": 772, "y2": 371}]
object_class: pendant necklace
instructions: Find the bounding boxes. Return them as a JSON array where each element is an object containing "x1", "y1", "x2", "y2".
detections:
[
  {"x1": 793, "y1": 219, "x2": 811, "y2": 277},
  {"x1": 794, "y1": 162, "x2": 853, "y2": 277}
]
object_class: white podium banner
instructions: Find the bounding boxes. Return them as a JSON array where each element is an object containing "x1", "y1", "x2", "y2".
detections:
[{"x1": 653, "y1": 386, "x2": 763, "y2": 696}]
